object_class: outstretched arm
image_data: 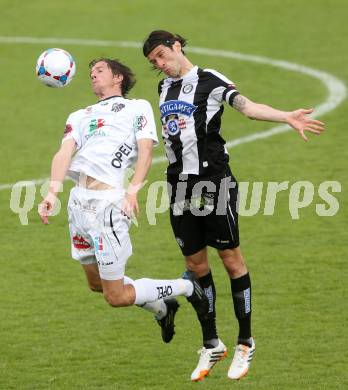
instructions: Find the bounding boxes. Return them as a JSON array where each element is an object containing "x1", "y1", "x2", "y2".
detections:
[
  {"x1": 38, "y1": 138, "x2": 76, "y2": 224},
  {"x1": 233, "y1": 94, "x2": 325, "y2": 141}
]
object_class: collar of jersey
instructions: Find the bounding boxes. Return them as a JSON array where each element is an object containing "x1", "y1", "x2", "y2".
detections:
[
  {"x1": 98, "y1": 95, "x2": 123, "y2": 103},
  {"x1": 170, "y1": 65, "x2": 198, "y2": 82}
]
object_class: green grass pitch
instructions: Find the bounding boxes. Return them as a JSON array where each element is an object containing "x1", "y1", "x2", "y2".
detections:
[{"x1": 0, "y1": 0, "x2": 347, "y2": 389}]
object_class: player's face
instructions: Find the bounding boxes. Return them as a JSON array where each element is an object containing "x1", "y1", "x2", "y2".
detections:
[
  {"x1": 90, "y1": 61, "x2": 122, "y2": 95},
  {"x1": 147, "y1": 44, "x2": 183, "y2": 78}
]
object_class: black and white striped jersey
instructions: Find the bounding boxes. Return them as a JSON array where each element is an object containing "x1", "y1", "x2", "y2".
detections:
[{"x1": 158, "y1": 65, "x2": 240, "y2": 177}]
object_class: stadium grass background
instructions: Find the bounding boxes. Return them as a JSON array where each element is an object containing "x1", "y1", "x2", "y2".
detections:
[{"x1": 0, "y1": 0, "x2": 347, "y2": 388}]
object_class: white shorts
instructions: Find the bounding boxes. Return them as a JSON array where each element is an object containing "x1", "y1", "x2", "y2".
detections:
[{"x1": 67, "y1": 186, "x2": 132, "y2": 280}]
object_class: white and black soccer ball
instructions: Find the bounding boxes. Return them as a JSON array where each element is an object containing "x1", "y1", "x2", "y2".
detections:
[{"x1": 36, "y1": 48, "x2": 76, "y2": 88}]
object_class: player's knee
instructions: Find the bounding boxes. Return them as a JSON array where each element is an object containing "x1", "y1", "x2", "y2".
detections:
[
  {"x1": 187, "y1": 260, "x2": 209, "y2": 276},
  {"x1": 225, "y1": 260, "x2": 246, "y2": 276},
  {"x1": 186, "y1": 253, "x2": 209, "y2": 276},
  {"x1": 104, "y1": 291, "x2": 128, "y2": 307},
  {"x1": 219, "y1": 249, "x2": 247, "y2": 276},
  {"x1": 88, "y1": 281, "x2": 103, "y2": 293}
]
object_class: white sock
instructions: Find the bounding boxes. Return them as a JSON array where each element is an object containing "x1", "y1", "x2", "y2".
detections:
[
  {"x1": 123, "y1": 275, "x2": 135, "y2": 286},
  {"x1": 140, "y1": 300, "x2": 168, "y2": 319},
  {"x1": 133, "y1": 278, "x2": 193, "y2": 306},
  {"x1": 124, "y1": 276, "x2": 168, "y2": 318}
]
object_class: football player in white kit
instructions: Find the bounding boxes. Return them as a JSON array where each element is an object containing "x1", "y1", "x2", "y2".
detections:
[{"x1": 38, "y1": 58, "x2": 208, "y2": 344}]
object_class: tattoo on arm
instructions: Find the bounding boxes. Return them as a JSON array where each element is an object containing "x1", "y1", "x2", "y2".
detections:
[{"x1": 233, "y1": 94, "x2": 247, "y2": 112}]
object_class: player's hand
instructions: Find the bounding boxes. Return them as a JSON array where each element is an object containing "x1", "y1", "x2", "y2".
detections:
[
  {"x1": 38, "y1": 199, "x2": 53, "y2": 224},
  {"x1": 286, "y1": 108, "x2": 325, "y2": 141},
  {"x1": 121, "y1": 192, "x2": 140, "y2": 219},
  {"x1": 38, "y1": 193, "x2": 56, "y2": 224}
]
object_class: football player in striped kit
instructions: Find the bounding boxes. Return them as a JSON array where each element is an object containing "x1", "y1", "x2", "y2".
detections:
[{"x1": 143, "y1": 30, "x2": 325, "y2": 381}]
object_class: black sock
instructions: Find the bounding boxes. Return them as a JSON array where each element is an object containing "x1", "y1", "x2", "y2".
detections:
[
  {"x1": 230, "y1": 273, "x2": 252, "y2": 343},
  {"x1": 188, "y1": 270, "x2": 218, "y2": 347}
]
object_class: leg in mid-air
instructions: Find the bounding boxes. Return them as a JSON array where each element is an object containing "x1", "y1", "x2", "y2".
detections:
[
  {"x1": 81, "y1": 262, "x2": 196, "y2": 342},
  {"x1": 218, "y1": 247, "x2": 255, "y2": 380},
  {"x1": 70, "y1": 189, "x2": 191, "y2": 344},
  {"x1": 83, "y1": 262, "x2": 103, "y2": 292},
  {"x1": 100, "y1": 273, "x2": 207, "y2": 311},
  {"x1": 185, "y1": 248, "x2": 227, "y2": 382}
]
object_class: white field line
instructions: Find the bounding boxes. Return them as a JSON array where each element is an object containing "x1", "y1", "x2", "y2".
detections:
[{"x1": 0, "y1": 36, "x2": 346, "y2": 190}]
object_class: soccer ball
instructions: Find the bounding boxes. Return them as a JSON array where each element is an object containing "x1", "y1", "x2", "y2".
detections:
[{"x1": 36, "y1": 48, "x2": 76, "y2": 88}]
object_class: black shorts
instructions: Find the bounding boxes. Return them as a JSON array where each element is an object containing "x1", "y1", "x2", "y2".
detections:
[{"x1": 168, "y1": 166, "x2": 240, "y2": 256}]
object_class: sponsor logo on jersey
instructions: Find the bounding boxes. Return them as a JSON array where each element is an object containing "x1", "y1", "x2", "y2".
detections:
[
  {"x1": 111, "y1": 142, "x2": 133, "y2": 168},
  {"x1": 160, "y1": 100, "x2": 197, "y2": 118},
  {"x1": 133, "y1": 115, "x2": 147, "y2": 131},
  {"x1": 72, "y1": 234, "x2": 91, "y2": 249},
  {"x1": 178, "y1": 118, "x2": 186, "y2": 129},
  {"x1": 163, "y1": 118, "x2": 186, "y2": 134},
  {"x1": 167, "y1": 117, "x2": 179, "y2": 136},
  {"x1": 89, "y1": 118, "x2": 105, "y2": 133},
  {"x1": 160, "y1": 100, "x2": 195, "y2": 136},
  {"x1": 85, "y1": 118, "x2": 107, "y2": 140},
  {"x1": 111, "y1": 103, "x2": 125, "y2": 112},
  {"x1": 183, "y1": 84, "x2": 193, "y2": 94}
]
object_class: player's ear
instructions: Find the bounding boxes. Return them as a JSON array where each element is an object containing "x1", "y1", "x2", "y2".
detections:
[
  {"x1": 114, "y1": 73, "x2": 124, "y2": 84},
  {"x1": 172, "y1": 41, "x2": 182, "y2": 53}
]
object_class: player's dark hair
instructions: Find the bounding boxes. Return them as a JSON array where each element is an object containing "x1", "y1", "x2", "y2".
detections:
[
  {"x1": 142, "y1": 30, "x2": 187, "y2": 57},
  {"x1": 89, "y1": 58, "x2": 136, "y2": 96}
]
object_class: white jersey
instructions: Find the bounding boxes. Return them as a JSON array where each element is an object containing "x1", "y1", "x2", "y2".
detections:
[{"x1": 63, "y1": 96, "x2": 158, "y2": 187}]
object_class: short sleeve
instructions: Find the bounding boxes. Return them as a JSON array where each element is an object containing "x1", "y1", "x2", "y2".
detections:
[
  {"x1": 133, "y1": 99, "x2": 159, "y2": 146},
  {"x1": 158, "y1": 80, "x2": 164, "y2": 96},
  {"x1": 204, "y1": 68, "x2": 240, "y2": 107},
  {"x1": 62, "y1": 111, "x2": 82, "y2": 148}
]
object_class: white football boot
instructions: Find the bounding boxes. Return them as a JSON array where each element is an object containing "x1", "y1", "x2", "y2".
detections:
[
  {"x1": 227, "y1": 338, "x2": 255, "y2": 380},
  {"x1": 190, "y1": 339, "x2": 227, "y2": 381}
]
